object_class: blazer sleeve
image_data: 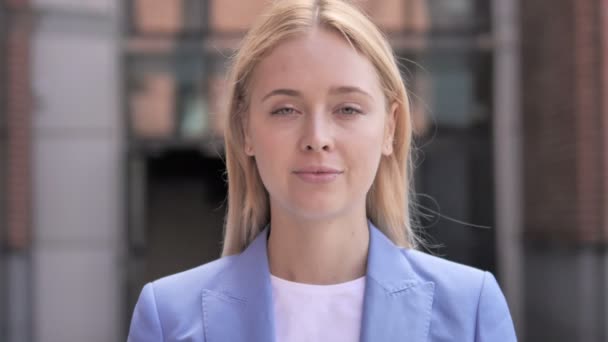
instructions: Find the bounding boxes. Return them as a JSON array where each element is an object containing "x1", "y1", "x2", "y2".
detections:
[
  {"x1": 128, "y1": 283, "x2": 164, "y2": 342},
  {"x1": 475, "y1": 272, "x2": 517, "y2": 342}
]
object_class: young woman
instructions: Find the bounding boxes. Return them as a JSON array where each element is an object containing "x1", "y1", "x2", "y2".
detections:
[{"x1": 128, "y1": 1, "x2": 517, "y2": 341}]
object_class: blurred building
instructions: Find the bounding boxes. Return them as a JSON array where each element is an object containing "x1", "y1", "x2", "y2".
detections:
[
  {"x1": 0, "y1": 2, "x2": 6, "y2": 338},
  {"x1": 2, "y1": 0, "x2": 35, "y2": 340},
  {"x1": 2, "y1": 0, "x2": 123, "y2": 341},
  {"x1": 0, "y1": 0, "x2": 606, "y2": 341},
  {"x1": 521, "y1": 0, "x2": 608, "y2": 340}
]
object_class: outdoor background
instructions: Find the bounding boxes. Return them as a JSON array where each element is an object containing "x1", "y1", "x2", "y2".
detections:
[{"x1": 0, "y1": 0, "x2": 607, "y2": 341}]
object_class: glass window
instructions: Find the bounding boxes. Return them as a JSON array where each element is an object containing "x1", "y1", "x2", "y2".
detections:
[
  {"x1": 131, "y1": 0, "x2": 205, "y2": 35},
  {"x1": 428, "y1": 0, "x2": 490, "y2": 32},
  {"x1": 360, "y1": 0, "x2": 486, "y2": 33},
  {"x1": 407, "y1": 50, "x2": 494, "y2": 268},
  {"x1": 409, "y1": 50, "x2": 492, "y2": 131},
  {"x1": 127, "y1": 54, "x2": 207, "y2": 140},
  {"x1": 129, "y1": 71, "x2": 176, "y2": 138}
]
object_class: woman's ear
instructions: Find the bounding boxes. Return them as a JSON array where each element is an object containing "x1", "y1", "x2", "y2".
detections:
[
  {"x1": 243, "y1": 112, "x2": 255, "y2": 156},
  {"x1": 244, "y1": 139, "x2": 254, "y2": 156},
  {"x1": 382, "y1": 102, "x2": 398, "y2": 156}
]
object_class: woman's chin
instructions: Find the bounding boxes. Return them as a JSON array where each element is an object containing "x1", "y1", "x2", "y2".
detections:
[{"x1": 286, "y1": 201, "x2": 348, "y2": 222}]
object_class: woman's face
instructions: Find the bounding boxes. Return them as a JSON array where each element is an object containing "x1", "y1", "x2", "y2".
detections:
[{"x1": 245, "y1": 29, "x2": 396, "y2": 222}]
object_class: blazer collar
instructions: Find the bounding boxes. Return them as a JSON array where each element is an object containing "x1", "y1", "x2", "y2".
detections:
[
  {"x1": 201, "y1": 221, "x2": 434, "y2": 342},
  {"x1": 201, "y1": 224, "x2": 275, "y2": 342},
  {"x1": 360, "y1": 222, "x2": 435, "y2": 341}
]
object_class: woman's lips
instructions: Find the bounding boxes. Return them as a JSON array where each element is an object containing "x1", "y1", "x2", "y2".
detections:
[{"x1": 293, "y1": 169, "x2": 343, "y2": 184}]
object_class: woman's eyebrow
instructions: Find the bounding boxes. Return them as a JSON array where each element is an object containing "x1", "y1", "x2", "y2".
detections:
[
  {"x1": 329, "y1": 86, "x2": 373, "y2": 99},
  {"x1": 260, "y1": 86, "x2": 372, "y2": 102},
  {"x1": 261, "y1": 88, "x2": 301, "y2": 102}
]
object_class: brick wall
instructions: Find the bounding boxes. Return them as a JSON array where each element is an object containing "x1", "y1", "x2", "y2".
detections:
[
  {"x1": 5, "y1": 0, "x2": 31, "y2": 250},
  {"x1": 573, "y1": 0, "x2": 605, "y2": 243},
  {"x1": 602, "y1": 0, "x2": 608, "y2": 243},
  {"x1": 521, "y1": 0, "x2": 607, "y2": 244},
  {"x1": 208, "y1": 0, "x2": 429, "y2": 33},
  {"x1": 1, "y1": 0, "x2": 7, "y2": 248}
]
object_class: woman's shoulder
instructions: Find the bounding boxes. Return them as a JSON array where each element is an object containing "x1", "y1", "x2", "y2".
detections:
[
  {"x1": 400, "y1": 248, "x2": 515, "y2": 340},
  {"x1": 401, "y1": 248, "x2": 488, "y2": 285},
  {"x1": 128, "y1": 255, "x2": 242, "y2": 341},
  {"x1": 151, "y1": 254, "x2": 238, "y2": 297},
  {"x1": 400, "y1": 247, "x2": 496, "y2": 301}
]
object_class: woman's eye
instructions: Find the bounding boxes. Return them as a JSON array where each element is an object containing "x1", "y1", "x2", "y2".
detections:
[
  {"x1": 271, "y1": 107, "x2": 296, "y2": 115},
  {"x1": 338, "y1": 106, "x2": 363, "y2": 115}
]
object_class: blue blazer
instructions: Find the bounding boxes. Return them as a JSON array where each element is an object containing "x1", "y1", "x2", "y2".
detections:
[{"x1": 128, "y1": 222, "x2": 517, "y2": 341}]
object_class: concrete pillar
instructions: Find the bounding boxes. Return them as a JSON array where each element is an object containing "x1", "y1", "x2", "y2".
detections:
[
  {"x1": 30, "y1": 0, "x2": 124, "y2": 340},
  {"x1": 492, "y1": 0, "x2": 524, "y2": 337}
]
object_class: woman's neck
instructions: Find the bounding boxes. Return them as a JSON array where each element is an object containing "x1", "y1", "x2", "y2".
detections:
[{"x1": 267, "y1": 211, "x2": 370, "y2": 285}]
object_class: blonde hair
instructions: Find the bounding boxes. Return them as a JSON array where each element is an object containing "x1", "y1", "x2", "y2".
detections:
[{"x1": 222, "y1": 0, "x2": 416, "y2": 256}]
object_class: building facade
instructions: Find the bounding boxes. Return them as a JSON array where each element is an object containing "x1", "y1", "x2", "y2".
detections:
[{"x1": 520, "y1": 0, "x2": 608, "y2": 340}]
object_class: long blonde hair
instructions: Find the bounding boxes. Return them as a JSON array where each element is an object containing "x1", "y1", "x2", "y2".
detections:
[{"x1": 222, "y1": 0, "x2": 416, "y2": 256}]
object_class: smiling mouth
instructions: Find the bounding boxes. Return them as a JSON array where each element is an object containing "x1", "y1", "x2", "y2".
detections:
[
  {"x1": 292, "y1": 170, "x2": 343, "y2": 184},
  {"x1": 294, "y1": 171, "x2": 342, "y2": 174},
  {"x1": 292, "y1": 166, "x2": 343, "y2": 174}
]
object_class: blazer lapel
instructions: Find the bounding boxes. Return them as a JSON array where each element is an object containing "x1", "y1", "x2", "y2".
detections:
[
  {"x1": 202, "y1": 226, "x2": 276, "y2": 342},
  {"x1": 360, "y1": 223, "x2": 435, "y2": 342},
  {"x1": 201, "y1": 222, "x2": 435, "y2": 342}
]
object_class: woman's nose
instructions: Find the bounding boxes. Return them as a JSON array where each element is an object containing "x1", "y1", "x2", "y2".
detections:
[{"x1": 299, "y1": 112, "x2": 334, "y2": 152}]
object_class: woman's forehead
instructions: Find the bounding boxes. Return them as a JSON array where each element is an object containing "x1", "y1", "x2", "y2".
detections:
[{"x1": 249, "y1": 29, "x2": 383, "y2": 100}]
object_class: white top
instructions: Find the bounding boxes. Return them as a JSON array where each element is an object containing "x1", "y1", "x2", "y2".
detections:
[{"x1": 270, "y1": 274, "x2": 366, "y2": 342}]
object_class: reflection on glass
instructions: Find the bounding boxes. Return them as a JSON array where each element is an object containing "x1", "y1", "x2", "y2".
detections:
[
  {"x1": 179, "y1": 85, "x2": 208, "y2": 138},
  {"x1": 427, "y1": 0, "x2": 474, "y2": 30},
  {"x1": 207, "y1": 75, "x2": 227, "y2": 137},
  {"x1": 414, "y1": 51, "x2": 490, "y2": 129},
  {"x1": 130, "y1": 73, "x2": 176, "y2": 138},
  {"x1": 430, "y1": 56, "x2": 474, "y2": 128},
  {"x1": 127, "y1": 52, "x2": 208, "y2": 140}
]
